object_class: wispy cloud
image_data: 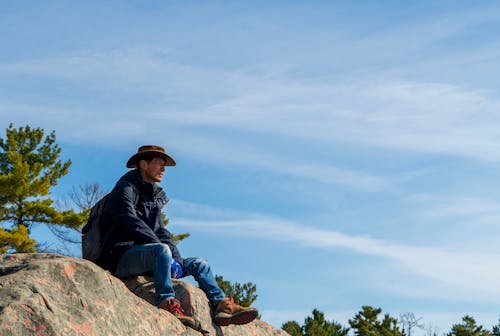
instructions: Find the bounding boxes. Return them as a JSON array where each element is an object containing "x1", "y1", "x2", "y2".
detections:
[
  {"x1": 5, "y1": 48, "x2": 500, "y2": 194},
  {"x1": 168, "y1": 135, "x2": 388, "y2": 191},
  {"x1": 182, "y1": 80, "x2": 500, "y2": 162},
  {"x1": 412, "y1": 194, "x2": 500, "y2": 225},
  {"x1": 4, "y1": 42, "x2": 500, "y2": 164},
  {"x1": 173, "y1": 200, "x2": 500, "y2": 302}
]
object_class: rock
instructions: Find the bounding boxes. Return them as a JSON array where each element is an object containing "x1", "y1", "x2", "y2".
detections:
[
  {"x1": 0, "y1": 253, "x2": 289, "y2": 336},
  {"x1": 123, "y1": 276, "x2": 287, "y2": 336}
]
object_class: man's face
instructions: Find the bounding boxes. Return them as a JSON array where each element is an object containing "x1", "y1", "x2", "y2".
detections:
[{"x1": 140, "y1": 157, "x2": 166, "y2": 183}]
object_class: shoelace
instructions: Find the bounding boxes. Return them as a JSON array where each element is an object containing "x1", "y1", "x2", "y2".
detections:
[
  {"x1": 223, "y1": 297, "x2": 241, "y2": 308},
  {"x1": 166, "y1": 299, "x2": 185, "y2": 315}
]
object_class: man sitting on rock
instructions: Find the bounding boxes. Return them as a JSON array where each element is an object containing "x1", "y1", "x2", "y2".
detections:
[{"x1": 97, "y1": 145, "x2": 258, "y2": 328}]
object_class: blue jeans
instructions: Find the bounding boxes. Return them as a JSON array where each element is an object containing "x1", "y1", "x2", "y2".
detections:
[{"x1": 114, "y1": 243, "x2": 225, "y2": 307}]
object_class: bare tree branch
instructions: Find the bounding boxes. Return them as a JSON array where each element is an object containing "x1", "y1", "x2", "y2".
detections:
[
  {"x1": 399, "y1": 312, "x2": 424, "y2": 336},
  {"x1": 70, "y1": 183, "x2": 107, "y2": 210}
]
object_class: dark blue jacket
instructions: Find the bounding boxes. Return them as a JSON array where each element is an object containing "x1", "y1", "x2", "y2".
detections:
[{"x1": 98, "y1": 169, "x2": 182, "y2": 272}]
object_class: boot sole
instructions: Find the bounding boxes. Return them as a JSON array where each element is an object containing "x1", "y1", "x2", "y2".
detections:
[
  {"x1": 215, "y1": 309, "x2": 259, "y2": 326},
  {"x1": 178, "y1": 316, "x2": 197, "y2": 329}
]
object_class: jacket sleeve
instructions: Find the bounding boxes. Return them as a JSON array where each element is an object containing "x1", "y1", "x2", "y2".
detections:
[{"x1": 108, "y1": 182, "x2": 161, "y2": 245}]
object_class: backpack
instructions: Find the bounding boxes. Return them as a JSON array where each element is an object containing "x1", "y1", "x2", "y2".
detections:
[
  {"x1": 81, "y1": 190, "x2": 139, "y2": 262},
  {"x1": 81, "y1": 194, "x2": 112, "y2": 262}
]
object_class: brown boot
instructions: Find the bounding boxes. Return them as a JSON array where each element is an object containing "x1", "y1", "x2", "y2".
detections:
[
  {"x1": 214, "y1": 297, "x2": 259, "y2": 326},
  {"x1": 159, "y1": 298, "x2": 197, "y2": 329}
]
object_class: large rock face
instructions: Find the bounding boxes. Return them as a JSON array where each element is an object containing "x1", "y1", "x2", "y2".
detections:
[{"x1": 0, "y1": 253, "x2": 288, "y2": 336}]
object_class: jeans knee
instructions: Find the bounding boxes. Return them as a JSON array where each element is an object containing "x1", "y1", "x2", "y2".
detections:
[
  {"x1": 193, "y1": 258, "x2": 209, "y2": 272},
  {"x1": 152, "y1": 243, "x2": 172, "y2": 259}
]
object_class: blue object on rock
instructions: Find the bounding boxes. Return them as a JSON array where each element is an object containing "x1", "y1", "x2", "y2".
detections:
[{"x1": 171, "y1": 260, "x2": 183, "y2": 279}]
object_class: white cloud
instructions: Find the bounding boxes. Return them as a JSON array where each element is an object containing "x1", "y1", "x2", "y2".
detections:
[
  {"x1": 168, "y1": 134, "x2": 388, "y2": 191},
  {"x1": 170, "y1": 199, "x2": 250, "y2": 220},
  {"x1": 184, "y1": 80, "x2": 500, "y2": 162},
  {"x1": 421, "y1": 197, "x2": 500, "y2": 219},
  {"x1": 4, "y1": 46, "x2": 500, "y2": 164},
  {"x1": 411, "y1": 194, "x2": 500, "y2": 227},
  {"x1": 174, "y1": 202, "x2": 500, "y2": 302}
]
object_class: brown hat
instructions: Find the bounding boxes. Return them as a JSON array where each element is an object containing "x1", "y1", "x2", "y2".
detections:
[{"x1": 126, "y1": 145, "x2": 176, "y2": 168}]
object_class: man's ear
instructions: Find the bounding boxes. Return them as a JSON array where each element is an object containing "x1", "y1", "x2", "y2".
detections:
[{"x1": 138, "y1": 159, "x2": 147, "y2": 171}]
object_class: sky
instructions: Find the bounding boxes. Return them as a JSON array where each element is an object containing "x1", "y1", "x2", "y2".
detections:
[{"x1": 2, "y1": 0, "x2": 500, "y2": 333}]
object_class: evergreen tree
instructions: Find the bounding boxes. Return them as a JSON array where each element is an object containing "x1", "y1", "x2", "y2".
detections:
[
  {"x1": 215, "y1": 275, "x2": 258, "y2": 307},
  {"x1": 349, "y1": 306, "x2": 404, "y2": 336},
  {"x1": 282, "y1": 309, "x2": 350, "y2": 336},
  {"x1": 0, "y1": 225, "x2": 35, "y2": 253},
  {"x1": 160, "y1": 213, "x2": 190, "y2": 244},
  {"x1": 447, "y1": 316, "x2": 491, "y2": 336},
  {"x1": 492, "y1": 318, "x2": 500, "y2": 336},
  {"x1": 282, "y1": 321, "x2": 302, "y2": 336},
  {"x1": 0, "y1": 124, "x2": 84, "y2": 253},
  {"x1": 304, "y1": 309, "x2": 350, "y2": 336}
]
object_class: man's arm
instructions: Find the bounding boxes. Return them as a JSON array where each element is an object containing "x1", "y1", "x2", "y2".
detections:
[{"x1": 108, "y1": 182, "x2": 161, "y2": 245}]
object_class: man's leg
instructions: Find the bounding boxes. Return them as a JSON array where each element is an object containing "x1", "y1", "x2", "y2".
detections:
[
  {"x1": 115, "y1": 243, "x2": 175, "y2": 306},
  {"x1": 182, "y1": 257, "x2": 258, "y2": 326},
  {"x1": 182, "y1": 258, "x2": 225, "y2": 306},
  {"x1": 114, "y1": 244, "x2": 198, "y2": 328}
]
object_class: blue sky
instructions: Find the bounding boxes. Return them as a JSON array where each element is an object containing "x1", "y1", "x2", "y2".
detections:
[{"x1": 3, "y1": 0, "x2": 500, "y2": 333}]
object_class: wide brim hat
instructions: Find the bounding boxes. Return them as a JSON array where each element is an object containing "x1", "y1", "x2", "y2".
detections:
[{"x1": 126, "y1": 145, "x2": 176, "y2": 168}]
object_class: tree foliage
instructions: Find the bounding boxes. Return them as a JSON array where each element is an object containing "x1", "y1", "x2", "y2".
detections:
[
  {"x1": 282, "y1": 308, "x2": 349, "y2": 336},
  {"x1": 349, "y1": 306, "x2": 403, "y2": 336},
  {"x1": 283, "y1": 309, "x2": 500, "y2": 336},
  {"x1": 304, "y1": 309, "x2": 350, "y2": 336},
  {"x1": 0, "y1": 124, "x2": 85, "y2": 253},
  {"x1": 447, "y1": 316, "x2": 492, "y2": 336},
  {"x1": 0, "y1": 225, "x2": 36, "y2": 254},
  {"x1": 215, "y1": 275, "x2": 258, "y2": 307},
  {"x1": 492, "y1": 318, "x2": 500, "y2": 336},
  {"x1": 282, "y1": 321, "x2": 302, "y2": 336},
  {"x1": 160, "y1": 212, "x2": 190, "y2": 244}
]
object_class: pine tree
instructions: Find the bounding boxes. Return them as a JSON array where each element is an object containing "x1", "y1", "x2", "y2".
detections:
[
  {"x1": 160, "y1": 213, "x2": 190, "y2": 244},
  {"x1": 304, "y1": 309, "x2": 350, "y2": 336},
  {"x1": 282, "y1": 309, "x2": 349, "y2": 336},
  {"x1": 0, "y1": 225, "x2": 35, "y2": 253},
  {"x1": 0, "y1": 124, "x2": 85, "y2": 253},
  {"x1": 215, "y1": 275, "x2": 258, "y2": 307},
  {"x1": 447, "y1": 316, "x2": 492, "y2": 336},
  {"x1": 349, "y1": 306, "x2": 404, "y2": 336},
  {"x1": 282, "y1": 321, "x2": 302, "y2": 336},
  {"x1": 492, "y1": 318, "x2": 500, "y2": 336}
]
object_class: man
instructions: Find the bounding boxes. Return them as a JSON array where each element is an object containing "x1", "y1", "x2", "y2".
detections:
[{"x1": 97, "y1": 145, "x2": 258, "y2": 328}]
